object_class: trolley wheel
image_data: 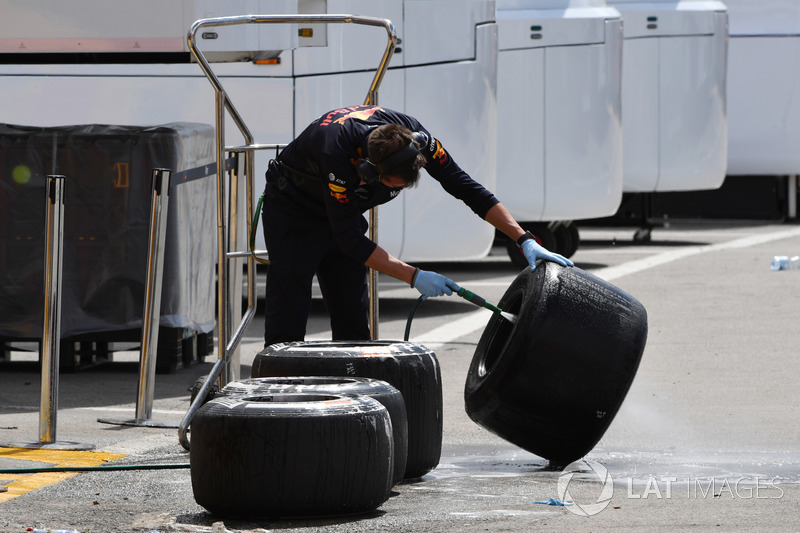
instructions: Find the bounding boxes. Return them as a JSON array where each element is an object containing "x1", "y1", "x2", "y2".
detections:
[
  {"x1": 221, "y1": 376, "x2": 408, "y2": 485},
  {"x1": 251, "y1": 341, "x2": 442, "y2": 479},
  {"x1": 189, "y1": 375, "x2": 219, "y2": 405},
  {"x1": 464, "y1": 262, "x2": 648, "y2": 464},
  {"x1": 190, "y1": 393, "x2": 393, "y2": 518}
]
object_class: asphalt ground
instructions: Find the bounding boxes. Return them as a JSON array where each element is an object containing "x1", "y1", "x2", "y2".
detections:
[{"x1": 2, "y1": 220, "x2": 800, "y2": 532}]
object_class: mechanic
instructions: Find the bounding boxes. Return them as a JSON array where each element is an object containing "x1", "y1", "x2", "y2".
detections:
[{"x1": 262, "y1": 105, "x2": 573, "y2": 346}]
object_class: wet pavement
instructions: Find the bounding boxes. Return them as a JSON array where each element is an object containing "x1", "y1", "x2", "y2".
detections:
[{"x1": 2, "y1": 220, "x2": 800, "y2": 532}]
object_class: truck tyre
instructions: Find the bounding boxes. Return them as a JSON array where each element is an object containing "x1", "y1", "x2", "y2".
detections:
[
  {"x1": 505, "y1": 223, "x2": 558, "y2": 269},
  {"x1": 566, "y1": 222, "x2": 580, "y2": 258},
  {"x1": 221, "y1": 376, "x2": 408, "y2": 485},
  {"x1": 251, "y1": 341, "x2": 442, "y2": 479},
  {"x1": 464, "y1": 262, "x2": 648, "y2": 465},
  {"x1": 554, "y1": 223, "x2": 579, "y2": 259},
  {"x1": 190, "y1": 393, "x2": 393, "y2": 518}
]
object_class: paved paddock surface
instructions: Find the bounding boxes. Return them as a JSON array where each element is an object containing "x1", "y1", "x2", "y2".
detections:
[{"x1": 1, "y1": 221, "x2": 800, "y2": 532}]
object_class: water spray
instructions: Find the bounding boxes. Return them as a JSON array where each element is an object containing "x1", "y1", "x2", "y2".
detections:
[{"x1": 456, "y1": 287, "x2": 518, "y2": 324}]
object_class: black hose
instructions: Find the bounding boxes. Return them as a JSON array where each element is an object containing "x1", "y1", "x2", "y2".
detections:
[
  {"x1": 403, "y1": 296, "x2": 425, "y2": 341},
  {"x1": 0, "y1": 463, "x2": 190, "y2": 474}
]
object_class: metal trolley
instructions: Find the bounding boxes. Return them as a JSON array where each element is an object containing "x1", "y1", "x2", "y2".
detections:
[{"x1": 178, "y1": 14, "x2": 397, "y2": 449}]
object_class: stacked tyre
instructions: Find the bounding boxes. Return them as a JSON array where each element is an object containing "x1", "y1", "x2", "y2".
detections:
[
  {"x1": 464, "y1": 262, "x2": 648, "y2": 465},
  {"x1": 218, "y1": 376, "x2": 408, "y2": 486},
  {"x1": 251, "y1": 340, "x2": 443, "y2": 479},
  {"x1": 190, "y1": 392, "x2": 394, "y2": 518}
]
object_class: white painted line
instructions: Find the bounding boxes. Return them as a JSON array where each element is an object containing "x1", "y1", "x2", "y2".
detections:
[
  {"x1": 97, "y1": 432, "x2": 180, "y2": 455},
  {"x1": 80, "y1": 406, "x2": 186, "y2": 415},
  {"x1": 379, "y1": 279, "x2": 516, "y2": 289},
  {"x1": 413, "y1": 311, "x2": 493, "y2": 348},
  {"x1": 592, "y1": 226, "x2": 800, "y2": 282},
  {"x1": 402, "y1": 226, "x2": 800, "y2": 346},
  {"x1": 281, "y1": 227, "x2": 800, "y2": 350}
]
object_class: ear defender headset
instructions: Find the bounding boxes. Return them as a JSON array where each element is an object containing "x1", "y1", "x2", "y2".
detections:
[{"x1": 358, "y1": 132, "x2": 426, "y2": 184}]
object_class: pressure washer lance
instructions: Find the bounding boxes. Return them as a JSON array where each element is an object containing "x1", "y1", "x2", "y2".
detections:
[{"x1": 456, "y1": 287, "x2": 518, "y2": 324}]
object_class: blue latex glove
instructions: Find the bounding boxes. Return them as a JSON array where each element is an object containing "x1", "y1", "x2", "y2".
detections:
[
  {"x1": 521, "y1": 238, "x2": 574, "y2": 271},
  {"x1": 412, "y1": 269, "x2": 460, "y2": 299}
]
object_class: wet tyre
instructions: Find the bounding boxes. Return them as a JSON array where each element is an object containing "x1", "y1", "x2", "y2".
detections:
[
  {"x1": 464, "y1": 262, "x2": 648, "y2": 465},
  {"x1": 190, "y1": 393, "x2": 393, "y2": 518},
  {"x1": 251, "y1": 341, "x2": 442, "y2": 479},
  {"x1": 221, "y1": 376, "x2": 408, "y2": 485}
]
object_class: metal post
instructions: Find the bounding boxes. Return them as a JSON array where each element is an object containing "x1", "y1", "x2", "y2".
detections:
[
  {"x1": 225, "y1": 153, "x2": 245, "y2": 382},
  {"x1": 40, "y1": 176, "x2": 66, "y2": 442},
  {"x1": 788, "y1": 175, "x2": 797, "y2": 220},
  {"x1": 365, "y1": 93, "x2": 380, "y2": 339},
  {"x1": 215, "y1": 89, "x2": 231, "y2": 388},
  {"x1": 368, "y1": 207, "x2": 380, "y2": 340},
  {"x1": 98, "y1": 169, "x2": 177, "y2": 428},
  {"x1": 2, "y1": 176, "x2": 93, "y2": 450}
]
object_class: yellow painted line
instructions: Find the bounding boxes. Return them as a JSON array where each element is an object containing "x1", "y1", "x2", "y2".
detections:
[{"x1": 0, "y1": 447, "x2": 126, "y2": 503}]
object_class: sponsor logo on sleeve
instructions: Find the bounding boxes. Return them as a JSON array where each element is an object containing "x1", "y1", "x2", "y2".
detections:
[{"x1": 432, "y1": 139, "x2": 448, "y2": 165}]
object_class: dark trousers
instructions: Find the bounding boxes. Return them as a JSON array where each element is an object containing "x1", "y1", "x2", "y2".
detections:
[{"x1": 262, "y1": 197, "x2": 370, "y2": 347}]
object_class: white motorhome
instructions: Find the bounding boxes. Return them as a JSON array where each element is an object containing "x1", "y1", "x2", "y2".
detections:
[
  {"x1": 0, "y1": 0, "x2": 500, "y2": 262},
  {"x1": 494, "y1": 0, "x2": 624, "y2": 259},
  {"x1": 724, "y1": 0, "x2": 800, "y2": 178},
  {"x1": 606, "y1": 0, "x2": 728, "y2": 192}
]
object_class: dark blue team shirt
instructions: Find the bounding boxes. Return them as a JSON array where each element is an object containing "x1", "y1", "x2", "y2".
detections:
[{"x1": 265, "y1": 105, "x2": 498, "y2": 263}]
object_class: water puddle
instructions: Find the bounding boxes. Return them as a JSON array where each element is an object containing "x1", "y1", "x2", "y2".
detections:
[{"x1": 429, "y1": 445, "x2": 800, "y2": 488}]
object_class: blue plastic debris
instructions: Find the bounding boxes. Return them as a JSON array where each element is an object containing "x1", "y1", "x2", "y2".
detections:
[{"x1": 535, "y1": 498, "x2": 573, "y2": 506}]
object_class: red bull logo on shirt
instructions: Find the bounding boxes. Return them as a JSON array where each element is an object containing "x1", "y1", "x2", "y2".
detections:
[
  {"x1": 329, "y1": 182, "x2": 349, "y2": 203},
  {"x1": 432, "y1": 139, "x2": 448, "y2": 165},
  {"x1": 321, "y1": 106, "x2": 383, "y2": 127}
]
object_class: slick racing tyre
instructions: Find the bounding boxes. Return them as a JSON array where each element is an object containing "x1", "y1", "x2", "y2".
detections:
[
  {"x1": 190, "y1": 393, "x2": 393, "y2": 518},
  {"x1": 251, "y1": 341, "x2": 442, "y2": 479},
  {"x1": 221, "y1": 376, "x2": 408, "y2": 485},
  {"x1": 464, "y1": 262, "x2": 648, "y2": 465}
]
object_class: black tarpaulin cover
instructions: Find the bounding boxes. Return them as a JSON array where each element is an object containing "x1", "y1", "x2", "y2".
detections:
[{"x1": 0, "y1": 122, "x2": 216, "y2": 339}]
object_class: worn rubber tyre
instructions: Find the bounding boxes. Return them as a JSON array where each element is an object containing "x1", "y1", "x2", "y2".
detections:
[
  {"x1": 190, "y1": 393, "x2": 393, "y2": 518},
  {"x1": 221, "y1": 376, "x2": 408, "y2": 485},
  {"x1": 464, "y1": 262, "x2": 648, "y2": 465},
  {"x1": 252, "y1": 341, "x2": 442, "y2": 479}
]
